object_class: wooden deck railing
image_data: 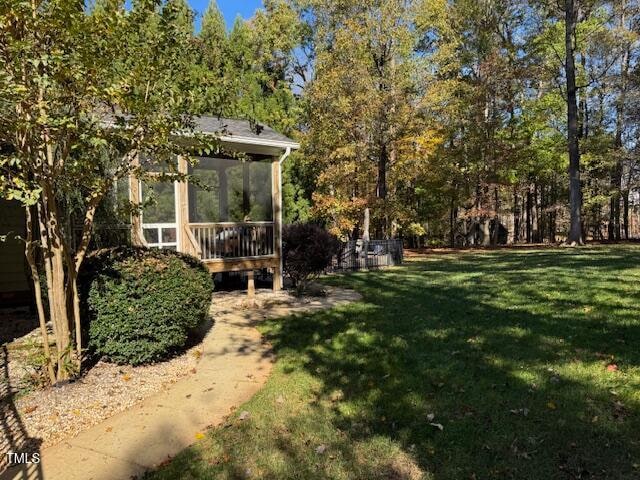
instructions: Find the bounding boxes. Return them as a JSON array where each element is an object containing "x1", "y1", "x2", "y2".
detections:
[{"x1": 190, "y1": 222, "x2": 275, "y2": 261}]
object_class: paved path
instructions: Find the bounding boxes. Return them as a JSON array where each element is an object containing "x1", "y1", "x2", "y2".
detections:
[{"x1": 3, "y1": 288, "x2": 360, "y2": 480}]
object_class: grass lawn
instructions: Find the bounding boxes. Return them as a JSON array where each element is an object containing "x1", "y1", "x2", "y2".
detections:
[{"x1": 149, "y1": 245, "x2": 640, "y2": 480}]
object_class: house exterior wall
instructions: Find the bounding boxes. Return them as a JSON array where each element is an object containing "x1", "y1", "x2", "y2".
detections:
[{"x1": 0, "y1": 199, "x2": 30, "y2": 305}]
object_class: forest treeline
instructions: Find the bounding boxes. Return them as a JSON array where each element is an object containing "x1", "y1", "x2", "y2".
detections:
[{"x1": 103, "y1": 0, "x2": 640, "y2": 245}]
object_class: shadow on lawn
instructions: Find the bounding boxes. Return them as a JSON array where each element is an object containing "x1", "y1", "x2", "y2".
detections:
[
  {"x1": 146, "y1": 249, "x2": 640, "y2": 480},
  {"x1": 260, "y1": 251, "x2": 640, "y2": 479},
  {"x1": 0, "y1": 346, "x2": 43, "y2": 480},
  {"x1": 415, "y1": 246, "x2": 640, "y2": 275}
]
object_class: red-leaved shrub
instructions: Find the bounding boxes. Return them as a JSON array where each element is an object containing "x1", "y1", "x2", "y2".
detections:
[{"x1": 282, "y1": 223, "x2": 340, "y2": 295}]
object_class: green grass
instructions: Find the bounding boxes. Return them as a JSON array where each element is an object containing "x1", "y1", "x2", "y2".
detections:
[{"x1": 149, "y1": 245, "x2": 640, "y2": 479}]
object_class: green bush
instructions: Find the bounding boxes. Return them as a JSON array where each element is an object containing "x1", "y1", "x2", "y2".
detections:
[{"x1": 81, "y1": 247, "x2": 213, "y2": 365}]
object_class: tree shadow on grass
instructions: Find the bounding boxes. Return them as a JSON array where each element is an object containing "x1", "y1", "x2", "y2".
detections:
[
  {"x1": 413, "y1": 246, "x2": 640, "y2": 275},
  {"x1": 147, "y1": 248, "x2": 640, "y2": 480},
  {"x1": 259, "y1": 252, "x2": 640, "y2": 479}
]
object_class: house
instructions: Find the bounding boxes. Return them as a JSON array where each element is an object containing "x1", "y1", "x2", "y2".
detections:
[
  {"x1": 0, "y1": 199, "x2": 31, "y2": 307},
  {"x1": 1, "y1": 117, "x2": 299, "y2": 306},
  {"x1": 129, "y1": 116, "x2": 299, "y2": 291}
]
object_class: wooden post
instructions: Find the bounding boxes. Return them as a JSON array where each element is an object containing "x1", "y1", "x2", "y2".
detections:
[
  {"x1": 247, "y1": 270, "x2": 255, "y2": 299},
  {"x1": 129, "y1": 153, "x2": 144, "y2": 246},
  {"x1": 177, "y1": 155, "x2": 190, "y2": 255},
  {"x1": 272, "y1": 159, "x2": 283, "y2": 291}
]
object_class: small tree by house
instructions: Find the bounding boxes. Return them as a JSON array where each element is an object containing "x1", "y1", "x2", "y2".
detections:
[{"x1": 0, "y1": 0, "x2": 205, "y2": 383}]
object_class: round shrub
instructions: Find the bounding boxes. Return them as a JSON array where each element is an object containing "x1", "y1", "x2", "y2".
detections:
[
  {"x1": 81, "y1": 247, "x2": 213, "y2": 365},
  {"x1": 283, "y1": 223, "x2": 340, "y2": 295}
]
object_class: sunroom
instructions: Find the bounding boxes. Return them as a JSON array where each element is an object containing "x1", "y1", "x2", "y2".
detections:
[{"x1": 127, "y1": 117, "x2": 299, "y2": 291}]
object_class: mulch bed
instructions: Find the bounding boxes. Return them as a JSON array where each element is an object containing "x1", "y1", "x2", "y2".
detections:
[
  {"x1": 1, "y1": 288, "x2": 315, "y2": 449},
  {"x1": 2, "y1": 310, "x2": 202, "y2": 448}
]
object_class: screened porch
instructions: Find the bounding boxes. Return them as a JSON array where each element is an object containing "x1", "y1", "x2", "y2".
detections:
[
  {"x1": 129, "y1": 153, "x2": 283, "y2": 279},
  {"x1": 186, "y1": 156, "x2": 274, "y2": 260}
]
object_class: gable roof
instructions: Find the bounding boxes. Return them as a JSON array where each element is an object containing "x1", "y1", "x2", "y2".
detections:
[{"x1": 194, "y1": 116, "x2": 300, "y2": 150}]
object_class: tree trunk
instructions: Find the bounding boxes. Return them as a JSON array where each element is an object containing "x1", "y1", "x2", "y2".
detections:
[
  {"x1": 532, "y1": 184, "x2": 540, "y2": 243},
  {"x1": 526, "y1": 186, "x2": 532, "y2": 243},
  {"x1": 377, "y1": 142, "x2": 388, "y2": 238},
  {"x1": 549, "y1": 181, "x2": 558, "y2": 243},
  {"x1": 491, "y1": 186, "x2": 499, "y2": 246},
  {"x1": 39, "y1": 191, "x2": 72, "y2": 382},
  {"x1": 480, "y1": 218, "x2": 490, "y2": 247},
  {"x1": 610, "y1": 5, "x2": 630, "y2": 242},
  {"x1": 623, "y1": 190, "x2": 630, "y2": 240},
  {"x1": 24, "y1": 206, "x2": 56, "y2": 384},
  {"x1": 449, "y1": 197, "x2": 456, "y2": 248},
  {"x1": 565, "y1": 0, "x2": 583, "y2": 245},
  {"x1": 513, "y1": 188, "x2": 520, "y2": 244}
]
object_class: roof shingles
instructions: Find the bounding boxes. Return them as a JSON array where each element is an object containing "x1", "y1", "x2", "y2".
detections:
[{"x1": 194, "y1": 116, "x2": 297, "y2": 145}]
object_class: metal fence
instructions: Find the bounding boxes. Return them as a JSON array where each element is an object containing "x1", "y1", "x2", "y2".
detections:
[{"x1": 331, "y1": 239, "x2": 403, "y2": 272}]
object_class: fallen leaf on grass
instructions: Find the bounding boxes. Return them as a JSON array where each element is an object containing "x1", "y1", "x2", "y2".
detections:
[
  {"x1": 547, "y1": 402, "x2": 557, "y2": 410},
  {"x1": 316, "y1": 444, "x2": 327, "y2": 454},
  {"x1": 329, "y1": 390, "x2": 344, "y2": 402},
  {"x1": 606, "y1": 364, "x2": 618, "y2": 372},
  {"x1": 426, "y1": 413, "x2": 435, "y2": 422},
  {"x1": 429, "y1": 423, "x2": 444, "y2": 431},
  {"x1": 612, "y1": 400, "x2": 627, "y2": 421},
  {"x1": 195, "y1": 432, "x2": 205, "y2": 440},
  {"x1": 238, "y1": 410, "x2": 250, "y2": 421}
]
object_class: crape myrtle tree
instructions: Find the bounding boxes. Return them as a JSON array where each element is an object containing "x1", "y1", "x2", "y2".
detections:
[{"x1": 0, "y1": 0, "x2": 206, "y2": 383}]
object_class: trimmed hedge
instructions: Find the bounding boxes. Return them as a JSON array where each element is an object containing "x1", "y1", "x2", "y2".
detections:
[{"x1": 81, "y1": 247, "x2": 213, "y2": 365}]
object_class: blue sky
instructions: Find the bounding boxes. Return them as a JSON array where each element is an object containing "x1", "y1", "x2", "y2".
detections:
[{"x1": 187, "y1": 0, "x2": 263, "y2": 30}]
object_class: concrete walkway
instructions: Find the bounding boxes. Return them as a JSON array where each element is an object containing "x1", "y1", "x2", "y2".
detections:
[{"x1": 3, "y1": 288, "x2": 360, "y2": 480}]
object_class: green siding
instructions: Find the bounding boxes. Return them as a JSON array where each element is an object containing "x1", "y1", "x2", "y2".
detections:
[{"x1": 0, "y1": 200, "x2": 29, "y2": 294}]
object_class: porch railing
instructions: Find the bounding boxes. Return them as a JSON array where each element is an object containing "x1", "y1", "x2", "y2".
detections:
[{"x1": 190, "y1": 222, "x2": 275, "y2": 261}]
